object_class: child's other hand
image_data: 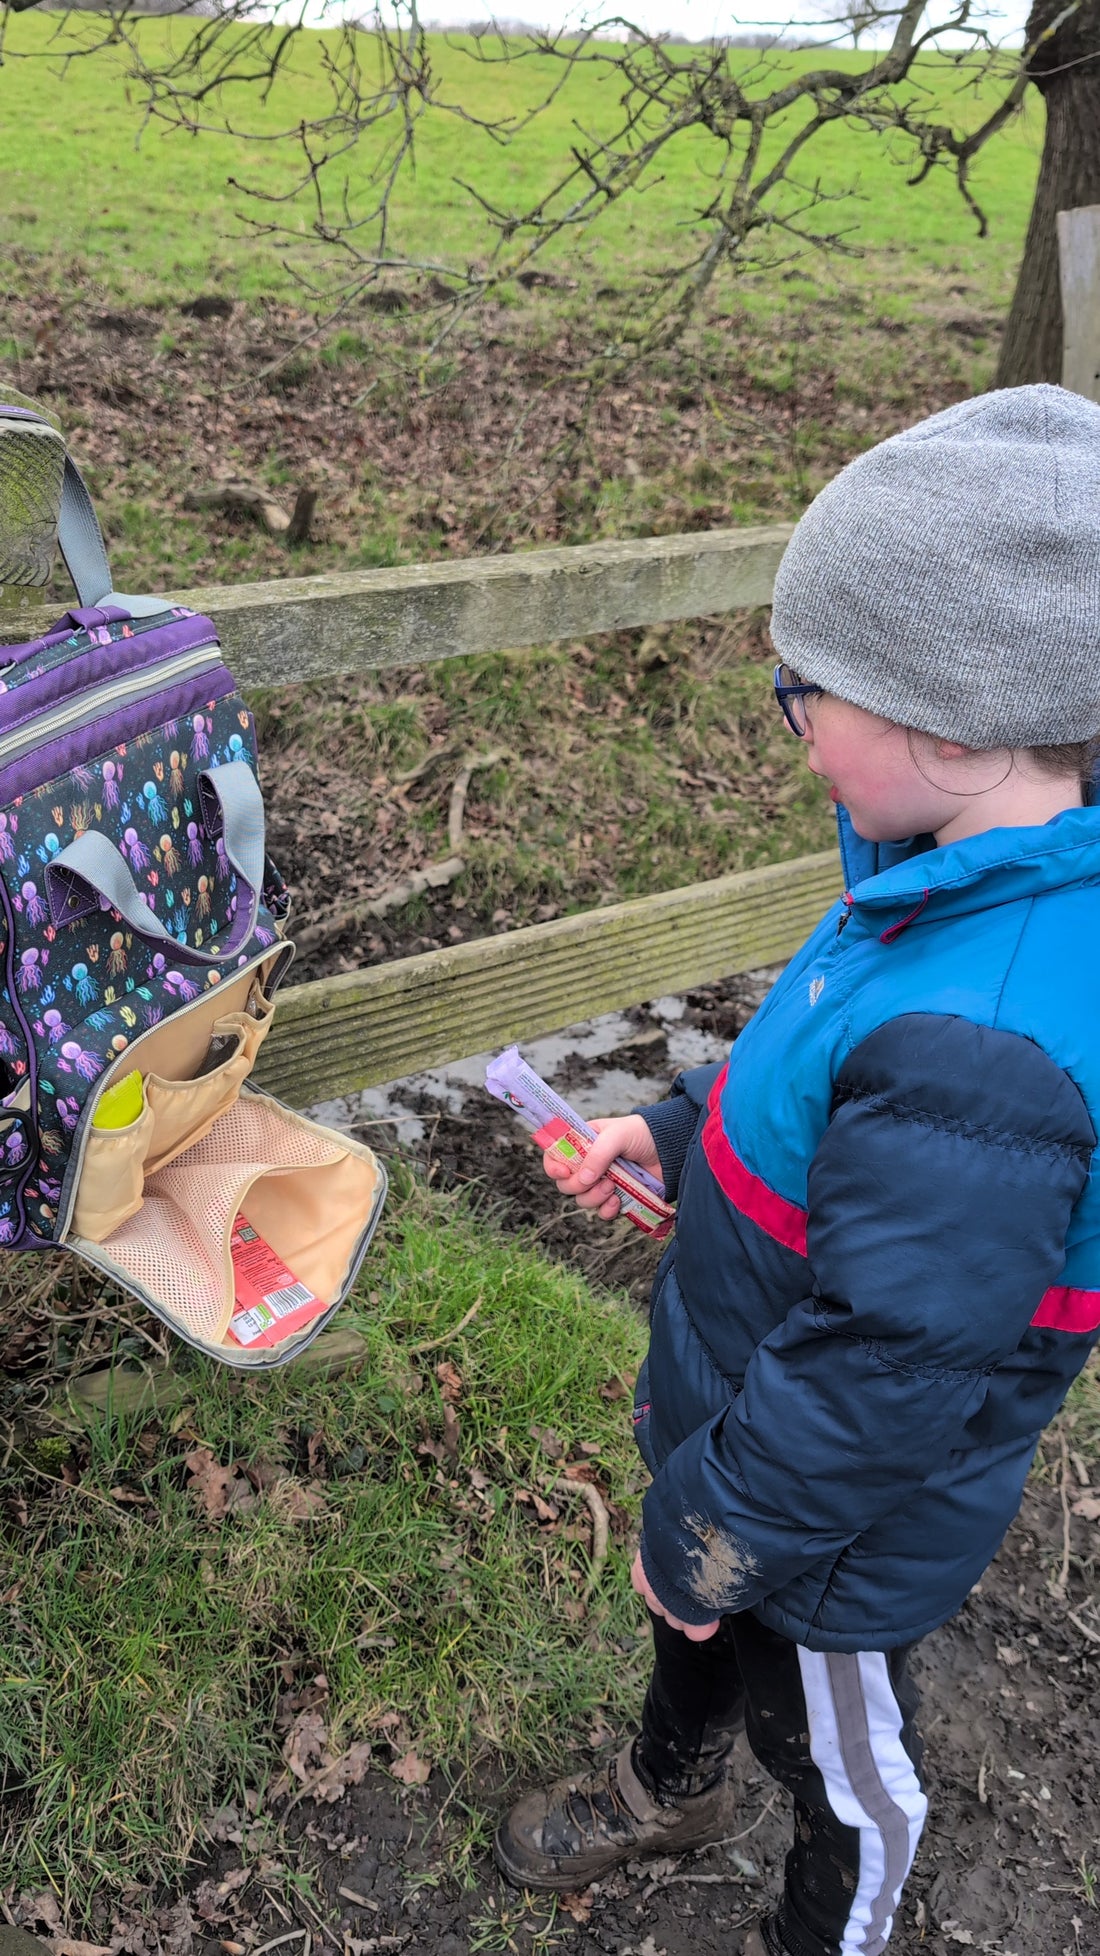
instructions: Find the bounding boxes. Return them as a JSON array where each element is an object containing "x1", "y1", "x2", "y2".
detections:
[
  {"x1": 542, "y1": 1113, "x2": 660, "y2": 1221},
  {"x1": 631, "y1": 1549, "x2": 720, "y2": 1642}
]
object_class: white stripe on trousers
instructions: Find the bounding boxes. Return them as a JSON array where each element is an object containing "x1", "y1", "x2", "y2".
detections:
[{"x1": 796, "y1": 1648, "x2": 928, "y2": 1955}]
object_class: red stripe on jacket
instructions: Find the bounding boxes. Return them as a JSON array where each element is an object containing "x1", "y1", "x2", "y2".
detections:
[
  {"x1": 703, "y1": 1065, "x2": 809, "y2": 1257},
  {"x1": 700, "y1": 1065, "x2": 1099, "y2": 1333}
]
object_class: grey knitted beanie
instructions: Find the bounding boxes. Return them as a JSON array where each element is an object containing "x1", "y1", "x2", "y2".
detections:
[{"x1": 769, "y1": 383, "x2": 1100, "y2": 749}]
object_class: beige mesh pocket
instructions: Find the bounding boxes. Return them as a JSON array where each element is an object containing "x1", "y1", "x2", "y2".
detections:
[
  {"x1": 72, "y1": 1099, "x2": 154, "y2": 1243},
  {"x1": 93, "y1": 1093, "x2": 382, "y2": 1354},
  {"x1": 143, "y1": 1028, "x2": 252, "y2": 1176}
]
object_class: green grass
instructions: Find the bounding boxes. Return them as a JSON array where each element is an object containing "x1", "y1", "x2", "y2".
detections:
[
  {"x1": 0, "y1": 1171, "x2": 647, "y2": 1916},
  {"x1": 0, "y1": 19, "x2": 1041, "y2": 304}
]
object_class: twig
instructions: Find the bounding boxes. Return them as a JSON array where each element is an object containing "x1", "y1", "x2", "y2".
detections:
[
  {"x1": 712, "y1": 1789, "x2": 782, "y2": 1846},
  {"x1": 409, "y1": 1296, "x2": 482, "y2": 1354},
  {"x1": 252, "y1": 1933, "x2": 311, "y2": 1956},
  {"x1": 448, "y1": 749, "x2": 506, "y2": 854},
  {"x1": 386, "y1": 743, "x2": 460, "y2": 797},
  {"x1": 555, "y1": 1476, "x2": 610, "y2": 1604},
  {"x1": 1050, "y1": 1427, "x2": 1073, "y2": 1599},
  {"x1": 1066, "y1": 1604, "x2": 1100, "y2": 1646}
]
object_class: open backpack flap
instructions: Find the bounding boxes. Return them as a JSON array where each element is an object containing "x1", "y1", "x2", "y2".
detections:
[{"x1": 0, "y1": 403, "x2": 387, "y2": 1368}]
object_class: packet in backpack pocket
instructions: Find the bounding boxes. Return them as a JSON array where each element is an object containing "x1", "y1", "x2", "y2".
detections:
[{"x1": 225, "y1": 1215, "x2": 329, "y2": 1349}]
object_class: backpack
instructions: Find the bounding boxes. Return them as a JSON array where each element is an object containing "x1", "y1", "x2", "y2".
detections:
[{"x1": 0, "y1": 402, "x2": 387, "y2": 1367}]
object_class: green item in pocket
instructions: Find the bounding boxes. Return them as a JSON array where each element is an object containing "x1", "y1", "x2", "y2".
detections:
[{"x1": 92, "y1": 1070, "x2": 145, "y2": 1130}]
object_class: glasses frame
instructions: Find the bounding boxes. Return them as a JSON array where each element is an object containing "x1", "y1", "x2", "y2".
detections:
[{"x1": 773, "y1": 662, "x2": 823, "y2": 738}]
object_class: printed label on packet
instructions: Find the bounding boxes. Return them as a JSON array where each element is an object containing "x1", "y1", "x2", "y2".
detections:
[
  {"x1": 487, "y1": 1045, "x2": 674, "y2": 1239},
  {"x1": 531, "y1": 1116, "x2": 674, "y2": 1240},
  {"x1": 226, "y1": 1216, "x2": 330, "y2": 1349}
]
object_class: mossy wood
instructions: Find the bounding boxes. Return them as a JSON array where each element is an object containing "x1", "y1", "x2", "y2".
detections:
[
  {"x1": 1058, "y1": 205, "x2": 1100, "y2": 403},
  {"x1": 49, "y1": 1324, "x2": 369, "y2": 1426},
  {"x1": 256, "y1": 851, "x2": 841, "y2": 1106},
  {"x1": 10, "y1": 525, "x2": 792, "y2": 679}
]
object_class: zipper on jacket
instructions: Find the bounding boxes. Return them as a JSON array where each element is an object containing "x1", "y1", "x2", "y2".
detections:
[
  {"x1": 0, "y1": 643, "x2": 221, "y2": 769},
  {"x1": 835, "y1": 893, "x2": 855, "y2": 937}
]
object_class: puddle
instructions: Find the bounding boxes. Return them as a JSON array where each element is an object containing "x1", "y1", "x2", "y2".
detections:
[
  {"x1": 310, "y1": 993, "x2": 750, "y2": 1145},
  {"x1": 307, "y1": 964, "x2": 784, "y2": 1311}
]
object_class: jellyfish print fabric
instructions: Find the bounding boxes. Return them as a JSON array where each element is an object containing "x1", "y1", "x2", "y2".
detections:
[{"x1": 0, "y1": 602, "x2": 291, "y2": 1247}]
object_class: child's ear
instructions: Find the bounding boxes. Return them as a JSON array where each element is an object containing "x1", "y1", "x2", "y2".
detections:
[{"x1": 933, "y1": 737, "x2": 980, "y2": 762}]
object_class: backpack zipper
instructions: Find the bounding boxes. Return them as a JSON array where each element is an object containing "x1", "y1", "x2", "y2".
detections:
[{"x1": 0, "y1": 642, "x2": 221, "y2": 768}]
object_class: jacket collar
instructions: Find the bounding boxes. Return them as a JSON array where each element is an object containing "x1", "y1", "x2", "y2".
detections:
[{"x1": 837, "y1": 803, "x2": 1100, "y2": 919}]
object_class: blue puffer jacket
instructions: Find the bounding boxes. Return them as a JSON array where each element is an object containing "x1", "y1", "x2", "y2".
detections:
[{"x1": 634, "y1": 806, "x2": 1100, "y2": 1651}]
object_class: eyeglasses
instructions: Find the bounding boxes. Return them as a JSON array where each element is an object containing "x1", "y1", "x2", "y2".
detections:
[{"x1": 773, "y1": 662, "x2": 824, "y2": 737}]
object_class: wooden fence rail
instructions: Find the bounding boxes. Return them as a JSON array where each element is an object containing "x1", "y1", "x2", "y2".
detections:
[
  {"x1": 256, "y1": 854, "x2": 840, "y2": 1105},
  {"x1": 14, "y1": 525, "x2": 791, "y2": 683}
]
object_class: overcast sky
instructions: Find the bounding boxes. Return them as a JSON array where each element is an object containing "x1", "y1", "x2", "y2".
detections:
[{"x1": 414, "y1": 2, "x2": 1031, "y2": 44}]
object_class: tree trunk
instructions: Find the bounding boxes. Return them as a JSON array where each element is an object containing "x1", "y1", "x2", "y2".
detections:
[{"x1": 996, "y1": 0, "x2": 1100, "y2": 389}]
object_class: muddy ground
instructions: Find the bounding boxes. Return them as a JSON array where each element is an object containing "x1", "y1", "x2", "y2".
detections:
[{"x1": 142, "y1": 970, "x2": 1097, "y2": 1956}]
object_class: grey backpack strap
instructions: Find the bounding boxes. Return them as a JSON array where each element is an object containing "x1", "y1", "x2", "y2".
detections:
[
  {"x1": 57, "y1": 453, "x2": 167, "y2": 618},
  {"x1": 45, "y1": 762, "x2": 265, "y2": 963},
  {"x1": 2, "y1": 401, "x2": 165, "y2": 616}
]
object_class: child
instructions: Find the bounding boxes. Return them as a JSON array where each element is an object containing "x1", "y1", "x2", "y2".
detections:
[{"x1": 493, "y1": 384, "x2": 1100, "y2": 1956}]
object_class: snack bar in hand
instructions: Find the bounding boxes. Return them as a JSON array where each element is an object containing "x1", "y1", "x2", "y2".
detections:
[{"x1": 486, "y1": 1045, "x2": 674, "y2": 1239}]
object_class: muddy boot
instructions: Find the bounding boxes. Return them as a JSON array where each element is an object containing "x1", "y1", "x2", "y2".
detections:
[
  {"x1": 741, "y1": 1918, "x2": 799, "y2": 1956},
  {"x1": 493, "y1": 1737, "x2": 735, "y2": 1891}
]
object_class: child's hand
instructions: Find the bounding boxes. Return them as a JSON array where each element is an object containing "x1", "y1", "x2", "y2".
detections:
[
  {"x1": 542, "y1": 1113, "x2": 661, "y2": 1221},
  {"x1": 631, "y1": 1549, "x2": 720, "y2": 1642}
]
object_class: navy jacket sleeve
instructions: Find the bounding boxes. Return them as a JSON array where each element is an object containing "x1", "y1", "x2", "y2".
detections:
[
  {"x1": 639, "y1": 1014, "x2": 1095, "y2": 1626},
  {"x1": 635, "y1": 1062, "x2": 722, "y2": 1202}
]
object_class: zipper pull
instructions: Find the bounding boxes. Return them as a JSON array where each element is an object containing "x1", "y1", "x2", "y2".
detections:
[{"x1": 836, "y1": 893, "x2": 855, "y2": 937}]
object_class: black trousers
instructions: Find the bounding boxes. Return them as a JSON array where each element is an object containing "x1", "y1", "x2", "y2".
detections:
[{"x1": 636, "y1": 1610, "x2": 926, "y2": 1956}]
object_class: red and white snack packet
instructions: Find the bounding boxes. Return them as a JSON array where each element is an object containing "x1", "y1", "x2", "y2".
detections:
[
  {"x1": 226, "y1": 1215, "x2": 330, "y2": 1349},
  {"x1": 532, "y1": 1113, "x2": 674, "y2": 1238}
]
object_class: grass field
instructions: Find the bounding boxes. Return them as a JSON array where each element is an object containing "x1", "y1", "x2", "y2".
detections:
[
  {"x1": 0, "y1": 1172, "x2": 647, "y2": 1909},
  {"x1": 0, "y1": 17, "x2": 1041, "y2": 305}
]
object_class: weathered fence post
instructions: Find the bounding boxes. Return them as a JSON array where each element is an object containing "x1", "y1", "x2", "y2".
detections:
[
  {"x1": 0, "y1": 383, "x2": 64, "y2": 631},
  {"x1": 1057, "y1": 204, "x2": 1100, "y2": 404}
]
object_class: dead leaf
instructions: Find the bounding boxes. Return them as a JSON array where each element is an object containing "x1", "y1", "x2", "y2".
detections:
[
  {"x1": 159, "y1": 1904, "x2": 197, "y2": 1956},
  {"x1": 281, "y1": 1707, "x2": 330, "y2": 1782},
  {"x1": 184, "y1": 1447, "x2": 256, "y2": 1519},
  {"x1": 559, "y1": 1889, "x2": 594, "y2": 1925},
  {"x1": 441, "y1": 1402, "x2": 460, "y2": 1462},
  {"x1": 435, "y1": 1359, "x2": 463, "y2": 1402},
  {"x1": 269, "y1": 1476, "x2": 332, "y2": 1523},
  {"x1": 23, "y1": 1895, "x2": 62, "y2": 1933},
  {"x1": 204, "y1": 1805, "x2": 243, "y2": 1844},
  {"x1": 390, "y1": 1748, "x2": 431, "y2": 1786},
  {"x1": 309, "y1": 1739, "x2": 374, "y2": 1804},
  {"x1": 530, "y1": 1422, "x2": 564, "y2": 1459},
  {"x1": 1071, "y1": 1494, "x2": 1100, "y2": 1520},
  {"x1": 53, "y1": 1940, "x2": 114, "y2": 1956}
]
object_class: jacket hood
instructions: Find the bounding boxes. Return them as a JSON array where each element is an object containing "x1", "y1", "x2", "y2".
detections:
[{"x1": 837, "y1": 803, "x2": 1100, "y2": 922}]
